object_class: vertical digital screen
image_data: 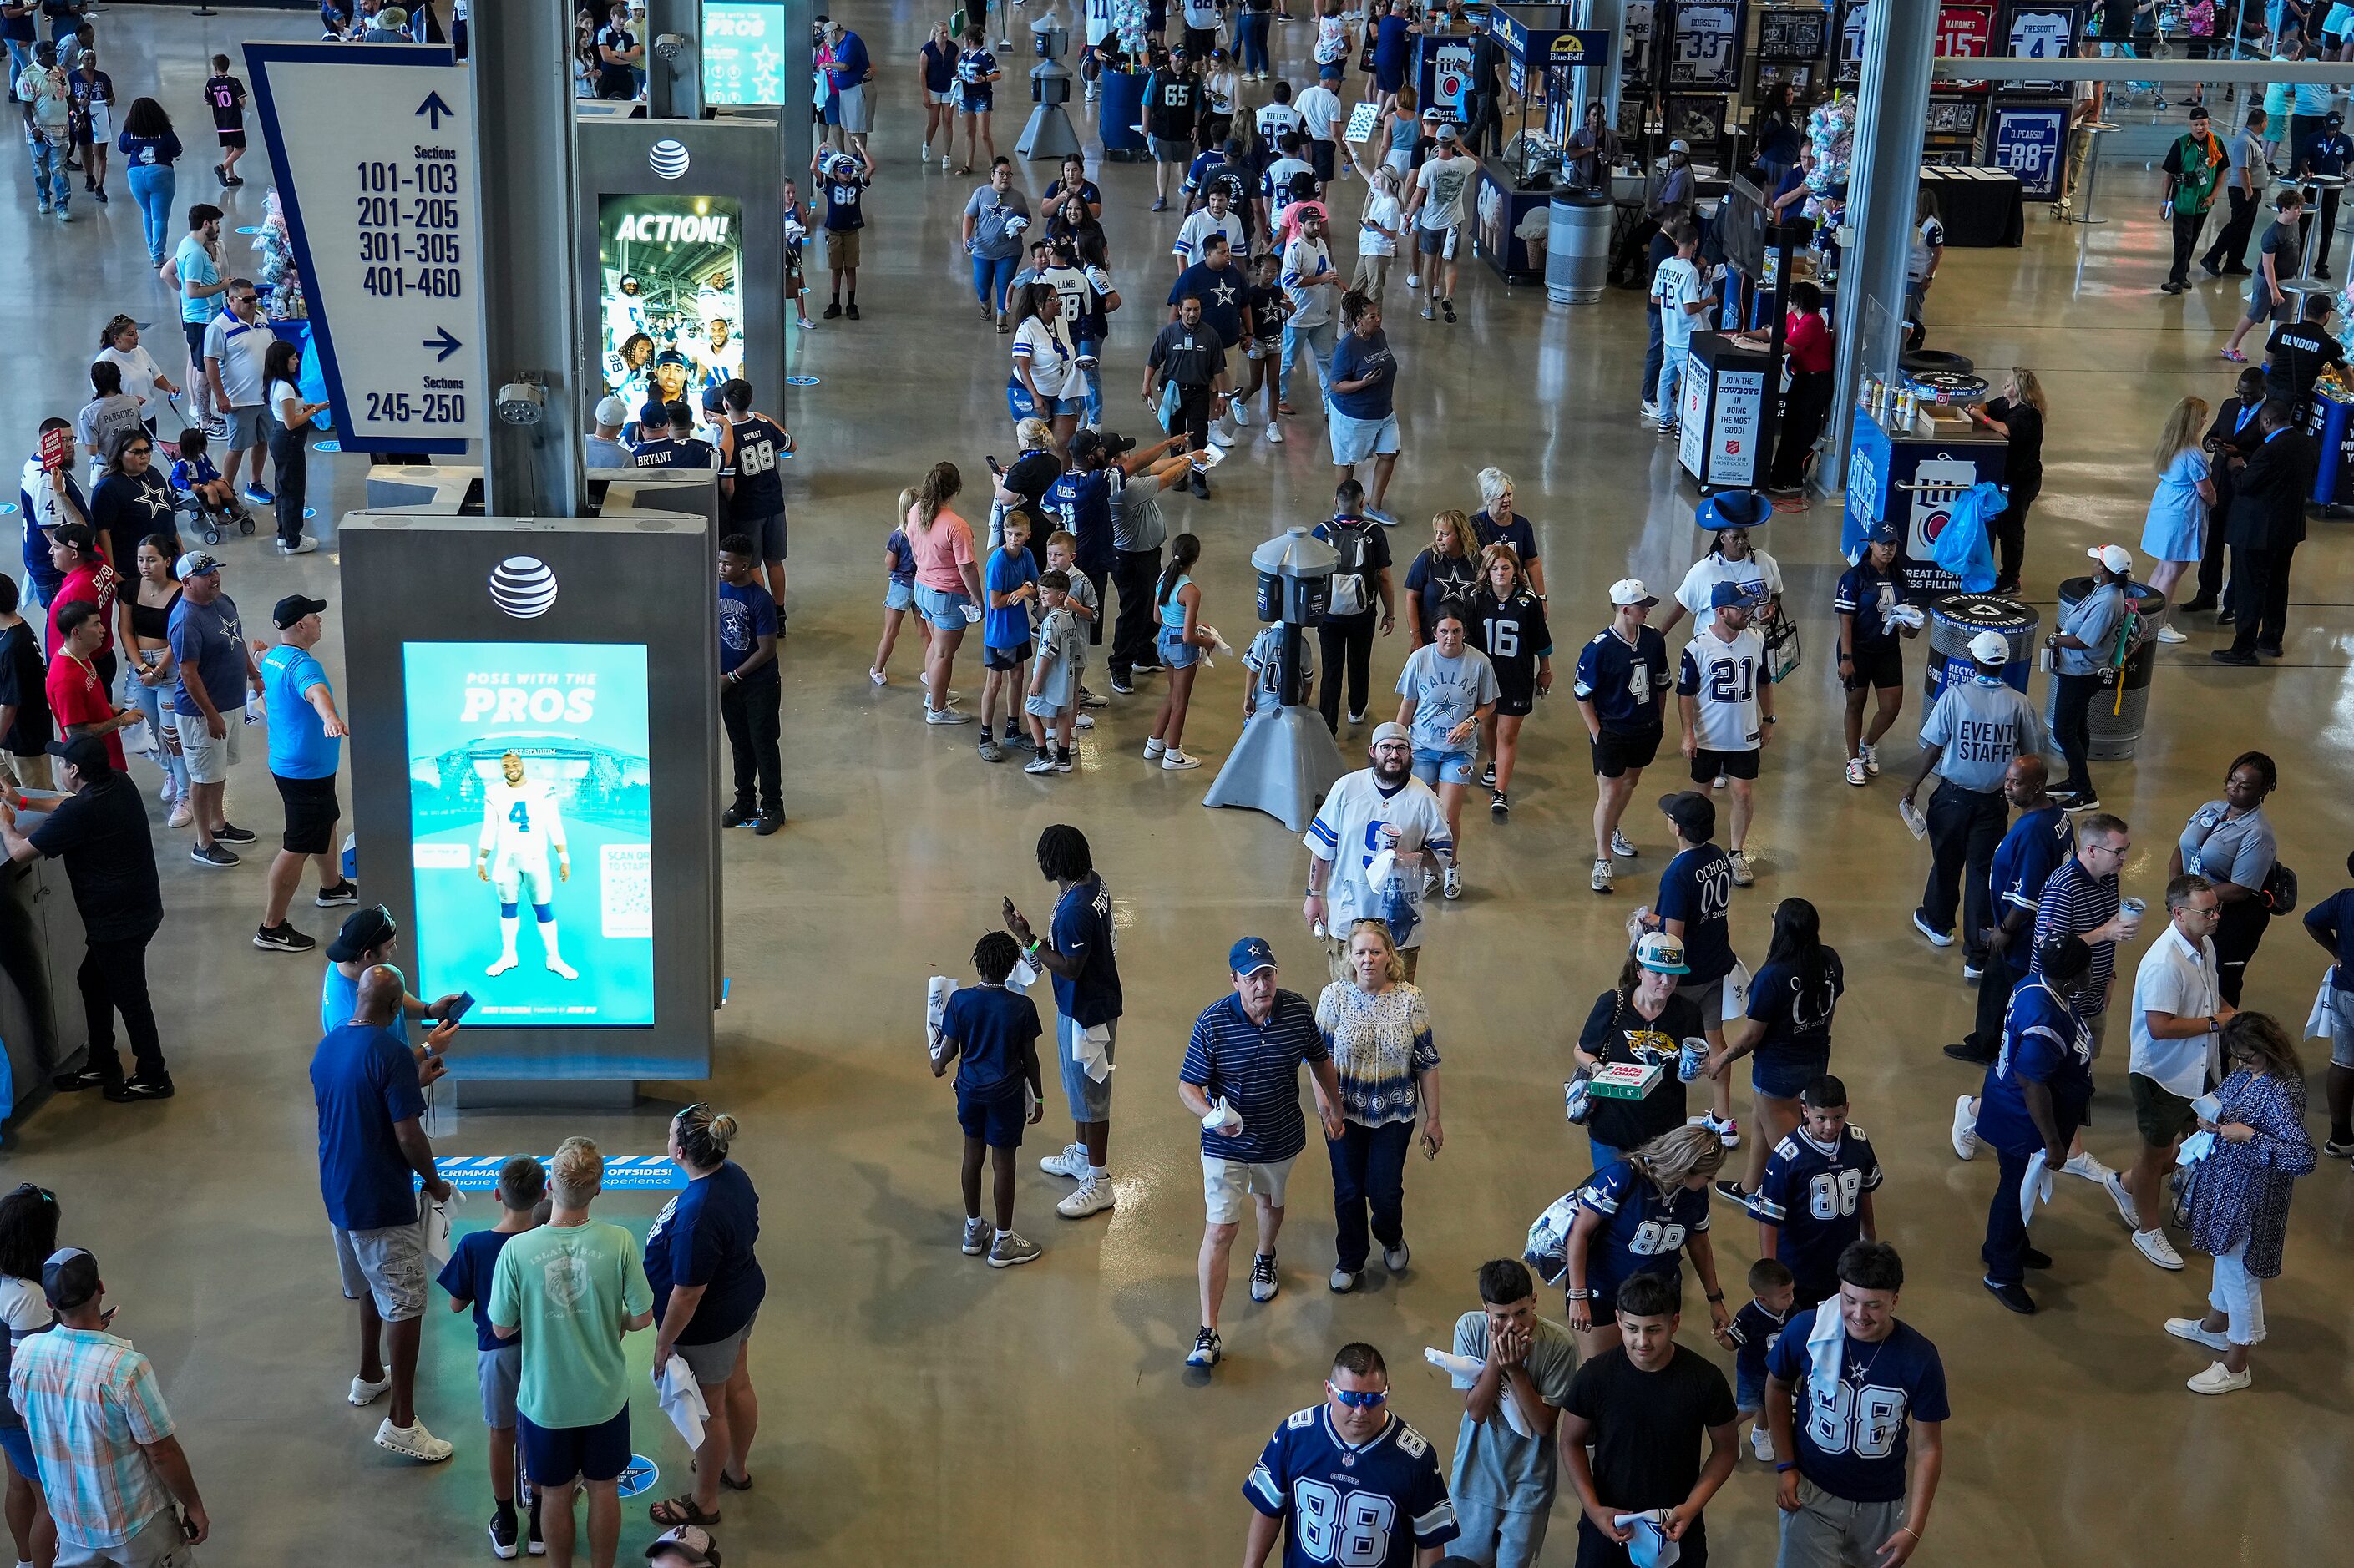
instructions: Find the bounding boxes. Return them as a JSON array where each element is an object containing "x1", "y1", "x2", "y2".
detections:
[
  {"x1": 597, "y1": 194, "x2": 745, "y2": 421},
  {"x1": 404, "y1": 641, "x2": 655, "y2": 1027},
  {"x1": 702, "y1": 1, "x2": 789, "y2": 105}
]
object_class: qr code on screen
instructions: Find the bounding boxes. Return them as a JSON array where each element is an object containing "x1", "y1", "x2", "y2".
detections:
[{"x1": 601, "y1": 844, "x2": 653, "y2": 938}]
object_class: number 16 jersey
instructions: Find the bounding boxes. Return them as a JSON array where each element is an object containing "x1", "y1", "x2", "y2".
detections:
[{"x1": 1245, "y1": 1405, "x2": 1460, "y2": 1568}]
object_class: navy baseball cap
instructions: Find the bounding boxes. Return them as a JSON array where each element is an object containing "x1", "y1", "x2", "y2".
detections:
[
  {"x1": 2036, "y1": 933, "x2": 2092, "y2": 980},
  {"x1": 1659, "y1": 790, "x2": 1717, "y2": 842},
  {"x1": 42, "y1": 1247, "x2": 98, "y2": 1312},
  {"x1": 653, "y1": 348, "x2": 691, "y2": 368},
  {"x1": 1865, "y1": 521, "x2": 1899, "y2": 545},
  {"x1": 1709, "y1": 581, "x2": 1749, "y2": 609},
  {"x1": 1229, "y1": 937, "x2": 1278, "y2": 976}
]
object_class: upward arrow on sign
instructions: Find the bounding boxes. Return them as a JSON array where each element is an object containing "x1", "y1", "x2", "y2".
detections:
[{"x1": 416, "y1": 90, "x2": 455, "y2": 129}]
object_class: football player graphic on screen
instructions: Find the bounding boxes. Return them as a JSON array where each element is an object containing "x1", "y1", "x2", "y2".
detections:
[{"x1": 475, "y1": 751, "x2": 578, "y2": 981}]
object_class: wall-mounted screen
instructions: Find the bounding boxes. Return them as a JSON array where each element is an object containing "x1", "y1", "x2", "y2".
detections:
[
  {"x1": 702, "y1": 0, "x2": 790, "y2": 105},
  {"x1": 597, "y1": 194, "x2": 745, "y2": 419}
]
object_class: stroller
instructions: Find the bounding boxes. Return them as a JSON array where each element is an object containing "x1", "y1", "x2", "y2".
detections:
[{"x1": 157, "y1": 411, "x2": 258, "y2": 546}]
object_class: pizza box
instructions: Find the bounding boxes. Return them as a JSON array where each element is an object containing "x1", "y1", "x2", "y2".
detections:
[{"x1": 1588, "y1": 1061, "x2": 1665, "y2": 1100}]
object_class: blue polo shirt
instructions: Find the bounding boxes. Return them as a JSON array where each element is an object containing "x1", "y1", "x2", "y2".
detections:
[
  {"x1": 1180, "y1": 988, "x2": 1328, "y2": 1163},
  {"x1": 310, "y1": 1021, "x2": 425, "y2": 1232}
]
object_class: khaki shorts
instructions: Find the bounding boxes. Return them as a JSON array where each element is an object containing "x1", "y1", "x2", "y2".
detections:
[
  {"x1": 333, "y1": 1217, "x2": 428, "y2": 1322},
  {"x1": 1325, "y1": 936, "x2": 1419, "y2": 985},
  {"x1": 825, "y1": 228, "x2": 862, "y2": 270},
  {"x1": 172, "y1": 709, "x2": 240, "y2": 786},
  {"x1": 1203, "y1": 1153, "x2": 1297, "y2": 1225},
  {"x1": 54, "y1": 1505, "x2": 195, "y2": 1567}
]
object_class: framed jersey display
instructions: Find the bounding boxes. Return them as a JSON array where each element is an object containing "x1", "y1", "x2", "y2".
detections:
[{"x1": 1669, "y1": 1, "x2": 1743, "y2": 89}]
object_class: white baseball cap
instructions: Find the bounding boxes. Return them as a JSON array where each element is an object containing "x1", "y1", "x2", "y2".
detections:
[
  {"x1": 1609, "y1": 579, "x2": 1659, "y2": 607},
  {"x1": 1967, "y1": 630, "x2": 2010, "y2": 665},
  {"x1": 2087, "y1": 544, "x2": 2133, "y2": 574},
  {"x1": 593, "y1": 395, "x2": 630, "y2": 427}
]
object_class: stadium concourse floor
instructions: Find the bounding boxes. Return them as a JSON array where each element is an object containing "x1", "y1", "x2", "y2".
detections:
[{"x1": 0, "y1": 8, "x2": 2348, "y2": 1565}]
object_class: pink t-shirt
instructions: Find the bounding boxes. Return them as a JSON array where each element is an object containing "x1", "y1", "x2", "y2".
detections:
[{"x1": 908, "y1": 505, "x2": 977, "y2": 594}]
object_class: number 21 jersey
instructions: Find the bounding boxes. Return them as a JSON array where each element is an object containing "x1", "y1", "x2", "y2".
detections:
[
  {"x1": 1677, "y1": 625, "x2": 1766, "y2": 751},
  {"x1": 1245, "y1": 1406, "x2": 1460, "y2": 1568}
]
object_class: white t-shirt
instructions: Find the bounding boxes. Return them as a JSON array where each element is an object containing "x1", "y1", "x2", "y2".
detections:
[
  {"x1": 1677, "y1": 627, "x2": 1768, "y2": 752},
  {"x1": 0, "y1": 1276, "x2": 43, "y2": 1338},
  {"x1": 1651, "y1": 255, "x2": 1704, "y2": 350},
  {"x1": 1304, "y1": 769, "x2": 1454, "y2": 948},
  {"x1": 269, "y1": 377, "x2": 305, "y2": 432},
  {"x1": 1204, "y1": 68, "x2": 1239, "y2": 115},
  {"x1": 97, "y1": 345, "x2": 171, "y2": 422},
  {"x1": 1415, "y1": 154, "x2": 1480, "y2": 230},
  {"x1": 1282, "y1": 236, "x2": 1339, "y2": 328},
  {"x1": 1359, "y1": 191, "x2": 1404, "y2": 257},
  {"x1": 1674, "y1": 549, "x2": 1784, "y2": 632},
  {"x1": 1183, "y1": 0, "x2": 1223, "y2": 28},
  {"x1": 2129, "y1": 925, "x2": 2222, "y2": 1097},
  {"x1": 1297, "y1": 83, "x2": 1343, "y2": 141},
  {"x1": 1910, "y1": 216, "x2": 1945, "y2": 283},
  {"x1": 1013, "y1": 316, "x2": 1088, "y2": 400}
]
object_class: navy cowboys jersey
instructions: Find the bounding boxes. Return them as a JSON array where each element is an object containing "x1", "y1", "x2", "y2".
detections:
[
  {"x1": 1246, "y1": 1405, "x2": 1459, "y2": 1568},
  {"x1": 1747, "y1": 1125, "x2": 1883, "y2": 1300}
]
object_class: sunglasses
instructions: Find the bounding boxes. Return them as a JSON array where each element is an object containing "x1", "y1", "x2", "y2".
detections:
[
  {"x1": 1326, "y1": 1384, "x2": 1388, "y2": 1409},
  {"x1": 124, "y1": 446, "x2": 153, "y2": 458}
]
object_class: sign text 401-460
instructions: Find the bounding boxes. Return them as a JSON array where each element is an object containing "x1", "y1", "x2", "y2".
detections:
[{"x1": 366, "y1": 392, "x2": 468, "y2": 424}]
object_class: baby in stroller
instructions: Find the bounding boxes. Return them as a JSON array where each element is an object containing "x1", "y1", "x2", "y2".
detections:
[{"x1": 165, "y1": 427, "x2": 256, "y2": 544}]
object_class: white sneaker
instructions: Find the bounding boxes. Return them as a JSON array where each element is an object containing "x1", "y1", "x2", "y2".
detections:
[
  {"x1": 868, "y1": 666, "x2": 887, "y2": 686},
  {"x1": 1162, "y1": 750, "x2": 1203, "y2": 771},
  {"x1": 1749, "y1": 1424, "x2": 1776, "y2": 1464},
  {"x1": 1143, "y1": 738, "x2": 1167, "y2": 759},
  {"x1": 1074, "y1": 711, "x2": 1096, "y2": 730},
  {"x1": 1611, "y1": 829, "x2": 1638, "y2": 858},
  {"x1": 2187, "y1": 1361, "x2": 2252, "y2": 1395},
  {"x1": 2133, "y1": 1227, "x2": 2185, "y2": 1270},
  {"x1": 1859, "y1": 740, "x2": 1880, "y2": 776},
  {"x1": 1266, "y1": 422, "x2": 1284, "y2": 443},
  {"x1": 167, "y1": 799, "x2": 193, "y2": 829},
  {"x1": 2154, "y1": 625, "x2": 2189, "y2": 644},
  {"x1": 277, "y1": 536, "x2": 320, "y2": 555},
  {"x1": 2103, "y1": 1171, "x2": 2142, "y2": 1230},
  {"x1": 1231, "y1": 402, "x2": 1250, "y2": 427},
  {"x1": 348, "y1": 1373, "x2": 390, "y2": 1407},
  {"x1": 1591, "y1": 857, "x2": 1613, "y2": 893},
  {"x1": 1698, "y1": 1113, "x2": 1739, "y2": 1149},
  {"x1": 373, "y1": 1417, "x2": 455, "y2": 1462},
  {"x1": 1639, "y1": 400, "x2": 1659, "y2": 422},
  {"x1": 1207, "y1": 423, "x2": 1237, "y2": 448},
  {"x1": 2165, "y1": 1317, "x2": 2231, "y2": 1353},
  {"x1": 1382, "y1": 1240, "x2": 1410, "y2": 1272},
  {"x1": 1057, "y1": 1176, "x2": 1115, "y2": 1218},
  {"x1": 1442, "y1": 866, "x2": 1462, "y2": 899},
  {"x1": 1951, "y1": 1095, "x2": 1978, "y2": 1161},
  {"x1": 2063, "y1": 1150, "x2": 2114, "y2": 1184},
  {"x1": 1845, "y1": 757, "x2": 1869, "y2": 787},
  {"x1": 925, "y1": 706, "x2": 972, "y2": 725},
  {"x1": 1727, "y1": 850, "x2": 1754, "y2": 886},
  {"x1": 1406, "y1": 272, "x2": 1420, "y2": 290},
  {"x1": 1249, "y1": 1252, "x2": 1280, "y2": 1302},
  {"x1": 1912, "y1": 911, "x2": 1955, "y2": 948},
  {"x1": 1040, "y1": 1142, "x2": 1088, "y2": 1179}
]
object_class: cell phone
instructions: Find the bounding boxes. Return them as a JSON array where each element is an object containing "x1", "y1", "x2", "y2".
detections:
[{"x1": 443, "y1": 992, "x2": 477, "y2": 1027}]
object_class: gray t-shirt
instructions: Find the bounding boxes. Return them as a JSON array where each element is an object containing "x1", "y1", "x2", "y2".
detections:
[
  {"x1": 2055, "y1": 581, "x2": 2128, "y2": 677},
  {"x1": 964, "y1": 185, "x2": 1033, "y2": 260},
  {"x1": 1031, "y1": 604, "x2": 1084, "y2": 708},
  {"x1": 1395, "y1": 643, "x2": 1501, "y2": 756},
  {"x1": 2179, "y1": 801, "x2": 2276, "y2": 892},
  {"x1": 75, "y1": 395, "x2": 145, "y2": 465},
  {"x1": 1447, "y1": 1311, "x2": 1579, "y2": 1508},
  {"x1": 1108, "y1": 467, "x2": 1167, "y2": 554},
  {"x1": 2229, "y1": 127, "x2": 2265, "y2": 175},
  {"x1": 1920, "y1": 677, "x2": 2047, "y2": 792}
]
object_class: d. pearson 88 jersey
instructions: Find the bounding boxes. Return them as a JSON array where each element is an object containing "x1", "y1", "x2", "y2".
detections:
[{"x1": 1244, "y1": 1405, "x2": 1460, "y2": 1568}]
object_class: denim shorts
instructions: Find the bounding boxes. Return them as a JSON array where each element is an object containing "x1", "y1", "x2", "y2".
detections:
[
  {"x1": 0, "y1": 1424, "x2": 33, "y2": 1482},
  {"x1": 1328, "y1": 406, "x2": 1402, "y2": 466},
  {"x1": 913, "y1": 584, "x2": 972, "y2": 631},
  {"x1": 1753, "y1": 1049, "x2": 1829, "y2": 1100},
  {"x1": 885, "y1": 578, "x2": 914, "y2": 612},
  {"x1": 1411, "y1": 745, "x2": 1473, "y2": 786},
  {"x1": 2332, "y1": 984, "x2": 2354, "y2": 1070},
  {"x1": 1157, "y1": 625, "x2": 1198, "y2": 669},
  {"x1": 1057, "y1": 1013, "x2": 1115, "y2": 1121},
  {"x1": 1736, "y1": 1366, "x2": 1766, "y2": 1413}
]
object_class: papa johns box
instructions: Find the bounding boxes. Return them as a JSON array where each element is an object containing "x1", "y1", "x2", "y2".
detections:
[{"x1": 1587, "y1": 1061, "x2": 1665, "y2": 1100}]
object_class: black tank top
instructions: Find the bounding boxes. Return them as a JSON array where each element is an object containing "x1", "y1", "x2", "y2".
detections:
[
  {"x1": 129, "y1": 590, "x2": 175, "y2": 642},
  {"x1": 723, "y1": 414, "x2": 787, "y2": 520}
]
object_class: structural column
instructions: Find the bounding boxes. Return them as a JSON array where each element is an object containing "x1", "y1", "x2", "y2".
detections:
[
  {"x1": 646, "y1": 0, "x2": 706, "y2": 120},
  {"x1": 473, "y1": 0, "x2": 588, "y2": 518}
]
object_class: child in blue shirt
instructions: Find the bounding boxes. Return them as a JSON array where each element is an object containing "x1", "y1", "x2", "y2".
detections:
[
  {"x1": 165, "y1": 426, "x2": 251, "y2": 535},
  {"x1": 435, "y1": 1155, "x2": 548, "y2": 1557},
  {"x1": 869, "y1": 484, "x2": 923, "y2": 688},
  {"x1": 979, "y1": 509, "x2": 1040, "y2": 761},
  {"x1": 1714, "y1": 1255, "x2": 1795, "y2": 1462},
  {"x1": 932, "y1": 930, "x2": 1045, "y2": 1267}
]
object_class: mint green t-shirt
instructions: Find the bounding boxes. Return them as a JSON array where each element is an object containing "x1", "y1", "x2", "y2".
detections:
[{"x1": 488, "y1": 1220, "x2": 653, "y2": 1429}]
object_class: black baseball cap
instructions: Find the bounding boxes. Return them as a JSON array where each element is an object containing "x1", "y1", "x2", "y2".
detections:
[
  {"x1": 43, "y1": 736, "x2": 113, "y2": 777},
  {"x1": 273, "y1": 594, "x2": 328, "y2": 630},
  {"x1": 1658, "y1": 790, "x2": 1717, "y2": 843},
  {"x1": 327, "y1": 905, "x2": 397, "y2": 963},
  {"x1": 42, "y1": 1247, "x2": 98, "y2": 1312},
  {"x1": 2036, "y1": 933, "x2": 2092, "y2": 981}
]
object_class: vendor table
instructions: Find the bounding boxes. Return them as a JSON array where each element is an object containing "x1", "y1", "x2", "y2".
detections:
[
  {"x1": 1842, "y1": 401, "x2": 2010, "y2": 594},
  {"x1": 2306, "y1": 383, "x2": 2354, "y2": 512},
  {"x1": 1919, "y1": 164, "x2": 2025, "y2": 246}
]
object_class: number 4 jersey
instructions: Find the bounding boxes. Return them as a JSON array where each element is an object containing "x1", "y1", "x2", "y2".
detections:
[
  {"x1": 1766, "y1": 1306, "x2": 1950, "y2": 1504},
  {"x1": 1246, "y1": 1405, "x2": 1460, "y2": 1568}
]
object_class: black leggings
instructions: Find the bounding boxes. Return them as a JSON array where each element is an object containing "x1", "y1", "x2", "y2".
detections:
[
  {"x1": 270, "y1": 422, "x2": 307, "y2": 546},
  {"x1": 1990, "y1": 488, "x2": 2035, "y2": 592},
  {"x1": 1316, "y1": 613, "x2": 1377, "y2": 731},
  {"x1": 2215, "y1": 897, "x2": 2270, "y2": 1007}
]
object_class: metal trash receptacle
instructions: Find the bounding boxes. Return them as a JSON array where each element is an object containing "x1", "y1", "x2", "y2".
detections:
[
  {"x1": 1921, "y1": 594, "x2": 2039, "y2": 735},
  {"x1": 1547, "y1": 188, "x2": 1611, "y2": 306},
  {"x1": 2043, "y1": 576, "x2": 2165, "y2": 760}
]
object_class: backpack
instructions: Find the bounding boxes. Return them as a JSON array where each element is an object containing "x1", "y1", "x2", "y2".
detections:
[
  {"x1": 2264, "y1": 861, "x2": 2300, "y2": 915},
  {"x1": 1327, "y1": 521, "x2": 1370, "y2": 616}
]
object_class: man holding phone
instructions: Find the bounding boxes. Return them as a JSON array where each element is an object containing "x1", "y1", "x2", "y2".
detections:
[
  {"x1": 319, "y1": 903, "x2": 466, "y2": 1040},
  {"x1": 311, "y1": 964, "x2": 463, "y2": 1464}
]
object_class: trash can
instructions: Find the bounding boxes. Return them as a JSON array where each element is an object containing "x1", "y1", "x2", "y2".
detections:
[
  {"x1": 1099, "y1": 67, "x2": 1147, "y2": 159},
  {"x1": 1921, "y1": 593, "x2": 2039, "y2": 731},
  {"x1": 1547, "y1": 188, "x2": 1612, "y2": 306},
  {"x1": 2042, "y1": 577, "x2": 2165, "y2": 760}
]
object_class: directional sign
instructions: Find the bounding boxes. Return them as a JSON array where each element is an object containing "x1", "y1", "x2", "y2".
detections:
[{"x1": 245, "y1": 43, "x2": 483, "y2": 456}]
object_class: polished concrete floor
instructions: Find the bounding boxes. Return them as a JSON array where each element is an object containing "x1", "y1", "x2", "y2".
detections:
[{"x1": 3, "y1": 11, "x2": 2352, "y2": 1565}]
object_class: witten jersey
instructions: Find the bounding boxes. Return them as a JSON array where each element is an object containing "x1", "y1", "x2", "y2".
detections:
[
  {"x1": 1678, "y1": 627, "x2": 1766, "y2": 751},
  {"x1": 1245, "y1": 1406, "x2": 1460, "y2": 1568},
  {"x1": 480, "y1": 780, "x2": 566, "y2": 868}
]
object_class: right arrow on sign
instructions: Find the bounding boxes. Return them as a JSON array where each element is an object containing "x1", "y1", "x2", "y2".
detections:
[{"x1": 423, "y1": 326, "x2": 463, "y2": 362}]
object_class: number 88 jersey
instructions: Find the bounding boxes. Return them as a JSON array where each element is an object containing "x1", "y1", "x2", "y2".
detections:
[{"x1": 1245, "y1": 1406, "x2": 1460, "y2": 1568}]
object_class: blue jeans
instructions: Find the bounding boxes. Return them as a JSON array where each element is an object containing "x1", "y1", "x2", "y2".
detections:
[
  {"x1": 1281, "y1": 316, "x2": 1337, "y2": 403},
  {"x1": 127, "y1": 163, "x2": 176, "y2": 263},
  {"x1": 1237, "y1": 10, "x2": 1273, "y2": 74},
  {"x1": 1658, "y1": 344, "x2": 1690, "y2": 422},
  {"x1": 27, "y1": 137, "x2": 67, "y2": 212},
  {"x1": 126, "y1": 665, "x2": 189, "y2": 801},
  {"x1": 972, "y1": 251, "x2": 1017, "y2": 314},
  {"x1": 1328, "y1": 1118, "x2": 1414, "y2": 1272},
  {"x1": 1643, "y1": 304, "x2": 1664, "y2": 403},
  {"x1": 1587, "y1": 1135, "x2": 1622, "y2": 1174}
]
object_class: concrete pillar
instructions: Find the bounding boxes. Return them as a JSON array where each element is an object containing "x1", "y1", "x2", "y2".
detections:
[
  {"x1": 473, "y1": 0, "x2": 587, "y2": 518},
  {"x1": 646, "y1": 0, "x2": 704, "y2": 120},
  {"x1": 1825, "y1": 0, "x2": 1936, "y2": 489},
  {"x1": 1586, "y1": 0, "x2": 1625, "y2": 132}
]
